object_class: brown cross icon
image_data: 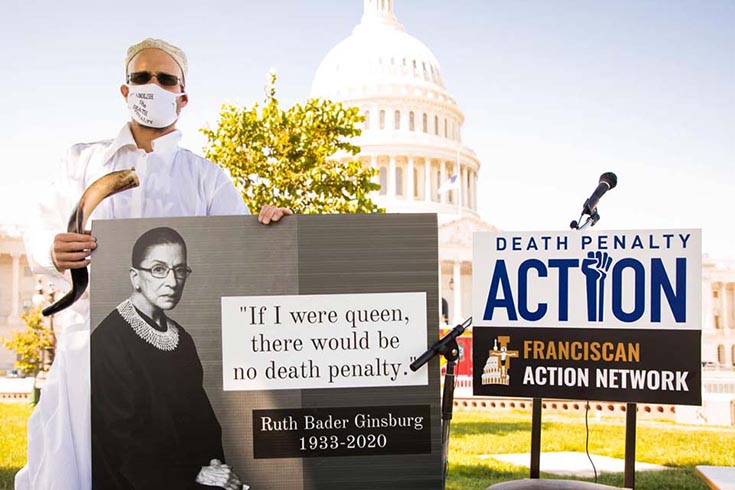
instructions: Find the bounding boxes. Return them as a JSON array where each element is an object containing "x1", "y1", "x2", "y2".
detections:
[{"x1": 495, "y1": 336, "x2": 519, "y2": 382}]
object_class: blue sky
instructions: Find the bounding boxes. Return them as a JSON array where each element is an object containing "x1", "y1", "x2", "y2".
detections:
[{"x1": 1, "y1": 0, "x2": 733, "y2": 257}]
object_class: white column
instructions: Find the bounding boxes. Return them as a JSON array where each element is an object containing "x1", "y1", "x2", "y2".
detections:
[
  {"x1": 464, "y1": 169, "x2": 469, "y2": 209},
  {"x1": 727, "y1": 283, "x2": 734, "y2": 331},
  {"x1": 407, "y1": 157, "x2": 415, "y2": 200},
  {"x1": 702, "y1": 278, "x2": 714, "y2": 330},
  {"x1": 472, "y1": 170, "x2": 477, "y2": 211},
  {"x1": 438, "y1": 262, "x2": 443, "y2": 324},
  {"x1": 8, "y1": 253, "x2": 23, "y2": 325},
  {"x1": 461, "y1": 165, "x2": 467, "y2": 209},
  {"x1": 424, "y1": 159, "x2": 432, "y2": 203},
  {"x1": 388, "y1": 156, "x2": 396, "y2": 197},
  {"x1": 468, "y1": 170, "x2": 474, "y2": 210},
  {"x1": 721, "y1": 283, "x2": 729, "y2": 329},
  {"x1": 453, "y1": 261, "x2": 462, "y2": 324},
  {"x1": 11, "y1": 253, "x2": 21, "y2": 315},
  {"x1": 440, "y1": 161, "x2": 447, "y2": 204}
]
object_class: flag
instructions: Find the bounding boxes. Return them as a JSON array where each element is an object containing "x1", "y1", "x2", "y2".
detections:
[{"x1": 437, "y1": 174, "x2": 459, "y2": 194}]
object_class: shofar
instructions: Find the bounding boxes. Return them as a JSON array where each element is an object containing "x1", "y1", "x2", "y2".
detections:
[{"x1": 42, "y1": 169, "x2": 140, "y2": 317}]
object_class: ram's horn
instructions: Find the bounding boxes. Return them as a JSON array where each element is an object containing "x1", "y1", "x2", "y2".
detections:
[{"x1": 43, "y1": 169, "x2": 140, "y2": 317}]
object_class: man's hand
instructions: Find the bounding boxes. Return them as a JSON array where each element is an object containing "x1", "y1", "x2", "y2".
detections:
[
  {"x1": 257, "y1": 205, "x2": 293, "y2": 224},
  {"x1": 196, "y1": 459, "x2": 247, "y2": 490},
  {"x1": 52, "y1": 232, "x2": 97, "y2": 272}
]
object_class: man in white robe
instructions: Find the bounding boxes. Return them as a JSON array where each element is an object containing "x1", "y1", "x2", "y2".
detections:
[{"x1": 17, "y1": 38, "x2": 288, "y2": 490}]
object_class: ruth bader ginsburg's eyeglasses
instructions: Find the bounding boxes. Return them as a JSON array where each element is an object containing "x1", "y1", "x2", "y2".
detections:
[
  {"x1": 127, "y1": 71, "x2": 183, "y2": 87},
  {"x1": 137, "y1": 264, "x2": 192, "y2": 280}
]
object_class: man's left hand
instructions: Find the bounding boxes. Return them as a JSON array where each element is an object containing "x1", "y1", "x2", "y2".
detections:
[{"x1": 258, "y1": 205, "x2": 293, "y2": 224}]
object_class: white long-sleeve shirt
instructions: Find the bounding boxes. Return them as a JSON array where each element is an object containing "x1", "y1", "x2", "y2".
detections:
[
  {"x1": 17, "y1": 123, "x2": 249, "y2": 490},
  {"x1": 24, "y1": 122, "x2": 249, "y2": 327},
  {"x1": 27, "y1": 122, "x2": 248, "y2": 279}
]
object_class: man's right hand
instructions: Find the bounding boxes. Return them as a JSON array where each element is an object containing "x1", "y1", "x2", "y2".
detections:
[{"x1": 52, "y1": 232, "x2": 97, "y2": 272}]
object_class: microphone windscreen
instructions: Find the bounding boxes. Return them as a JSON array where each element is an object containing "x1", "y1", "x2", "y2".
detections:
[{"x1": 600, "y1": 172, "x2": 618, "y2": 189}]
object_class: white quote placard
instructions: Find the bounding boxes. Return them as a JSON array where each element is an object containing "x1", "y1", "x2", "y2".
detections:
[{"x1": 221, "y1": 292, "x2": 428, "y2": 390}]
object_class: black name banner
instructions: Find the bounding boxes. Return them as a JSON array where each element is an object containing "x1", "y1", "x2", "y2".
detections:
[{"x1": 253, "y1": 405, "x2": 431, "y2": 459}]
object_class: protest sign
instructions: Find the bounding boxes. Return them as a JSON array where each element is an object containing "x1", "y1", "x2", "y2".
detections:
[
  {"x1": 471, "y1": 229, "x2": 702, "y2": 404},
  {"x1": 91, "y1": 214, "x2": 441, "y2": 489}
]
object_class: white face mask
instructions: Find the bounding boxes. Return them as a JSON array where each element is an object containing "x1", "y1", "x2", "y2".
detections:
[{"x1": 126, "y1": 83, "x2": 185, "y2": 129}]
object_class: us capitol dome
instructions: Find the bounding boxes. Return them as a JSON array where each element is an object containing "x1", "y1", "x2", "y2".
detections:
[{"x1": 311, "y1": 0, "x2": 497, "y2": 324}]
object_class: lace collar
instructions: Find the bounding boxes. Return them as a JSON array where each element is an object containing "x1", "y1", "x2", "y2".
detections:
[{"x1": 117, "y1": 299, "x2": 180, "y2": 352}]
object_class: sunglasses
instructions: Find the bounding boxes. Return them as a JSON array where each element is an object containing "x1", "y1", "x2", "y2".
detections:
[{"x1": 127, "y1": 71, "x2": 183, "y2": 87}]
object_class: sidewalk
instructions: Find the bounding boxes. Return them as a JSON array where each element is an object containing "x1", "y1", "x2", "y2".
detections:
[
  {"x1": 481, "y1": 452, "x2": 668, "y2": 478},
  {"x1": 0, "y1": 376, "x2": 34, "y2": 403}
]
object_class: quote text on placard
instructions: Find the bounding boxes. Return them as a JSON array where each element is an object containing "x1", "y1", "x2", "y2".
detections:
[{"x1": 221, "y1": 293, "x2": 428, "y2": 390}]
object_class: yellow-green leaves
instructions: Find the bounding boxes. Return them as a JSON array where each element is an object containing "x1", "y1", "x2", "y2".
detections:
[
  {"x1": 201, "y1": 73, "x2": 383, "y2": 214},
  {"x1": 1, "y1": 308, "x2": 54, "y2": 377}
]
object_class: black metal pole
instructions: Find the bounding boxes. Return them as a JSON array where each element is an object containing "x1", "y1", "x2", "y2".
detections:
[
  {"x1": 442, "y1": 359, "x2": 457, "y2": 489},
  {"x1": 624, "y1": 402, "x2": 637, "y2": 489},
  {"x1": 410, "y1": 318, "x2": 469, "y2": 490},
  {"x1": 530, "y1": 397, "x2": 542, "y2": 478}
]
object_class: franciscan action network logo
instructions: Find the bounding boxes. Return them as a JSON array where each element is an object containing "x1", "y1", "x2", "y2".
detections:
[{"x1": 481, "y1": 336, "x2": 519, "y2": 386}]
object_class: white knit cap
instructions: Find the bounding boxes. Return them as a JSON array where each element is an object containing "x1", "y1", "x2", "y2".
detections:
[{"x1": 125, "y1": 38, "x2": 188, "y2": 83}]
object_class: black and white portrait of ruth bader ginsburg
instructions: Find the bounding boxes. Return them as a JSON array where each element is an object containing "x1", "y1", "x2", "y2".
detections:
[{"x1": 91, "y1": 226, "x2": 244, "y2": 490}]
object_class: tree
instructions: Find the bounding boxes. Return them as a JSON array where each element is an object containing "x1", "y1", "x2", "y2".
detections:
[
  {"x1": 201, "y1": 73, "x2": 383, "y2": 214},
  {"x1": 1, "y1": 308, "x2": 54, "y2": 377}
]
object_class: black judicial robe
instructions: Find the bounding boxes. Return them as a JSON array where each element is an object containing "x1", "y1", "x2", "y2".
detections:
[{"x1": 91, "y1": 305, "x2": 225, "y2": 489}]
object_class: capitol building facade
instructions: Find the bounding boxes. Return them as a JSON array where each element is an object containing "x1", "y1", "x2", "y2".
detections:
[{"x1": 311, "y1": 0, "x2": 497, "y2": 326}]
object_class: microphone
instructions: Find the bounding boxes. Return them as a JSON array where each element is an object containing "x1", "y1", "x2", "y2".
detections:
[{"x1": 582, "y1": 172, "x2": 617, "y2": 215}]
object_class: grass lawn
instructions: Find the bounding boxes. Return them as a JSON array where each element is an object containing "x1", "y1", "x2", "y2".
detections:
[
  {"x1": 0, "y1": 403, "x2": 32, "y2": 490},
  {"x1": 448, "y1": 408, "x2": 735, "y2": 490},
  {"x1": 1, "y1": 403, "x2": 733, "y2": 489}
]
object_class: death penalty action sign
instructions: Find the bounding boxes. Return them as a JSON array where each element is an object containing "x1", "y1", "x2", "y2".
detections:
[{"x1": 471, "y1": 229, "x2": 702, "y2": 405}]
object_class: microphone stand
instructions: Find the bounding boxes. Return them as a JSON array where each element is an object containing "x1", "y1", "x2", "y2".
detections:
[
  {"x1": 528, "y1": 204, "x2": 605, "y2": 478},
  {"x1": 570, "y1": 210, "x2": 600, "y2": 231},
  {"x1": 526, "y1": 179, "x2": 625, "y2": 484},
  {"x1": 410, "y1": 316, "x2": 472, "y2": 490},
  {"x1": 575, "y1": 178, "x2": 635, "y2": 488},
  {"x1": 567, "y1": 185, "x2": 638, "y2": 489}
]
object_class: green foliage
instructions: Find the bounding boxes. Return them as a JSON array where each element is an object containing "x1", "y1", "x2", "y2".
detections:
[
  {"x1": 201, "y1": 72, "x2": 383, "y2": 214},
  {"x1": 1, "y1": 308, "x2": 54, "y2": 377}
]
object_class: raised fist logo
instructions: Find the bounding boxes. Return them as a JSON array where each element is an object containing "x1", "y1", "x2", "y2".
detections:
[{"x1": 582, "y1": 251, "x2": 613, "y2": 322}]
